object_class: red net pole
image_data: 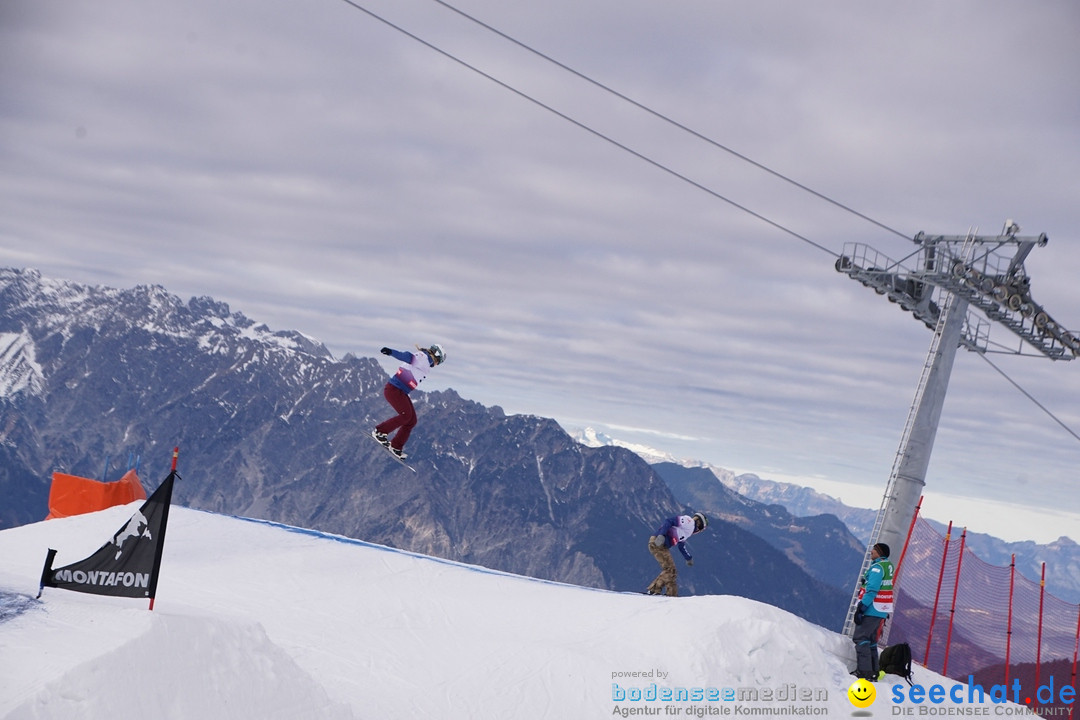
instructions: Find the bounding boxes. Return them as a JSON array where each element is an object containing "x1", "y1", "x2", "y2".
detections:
[
  {"x1": 1070, "y1": 605, "x2": 1079, "y2": 720},
  {"x1": 925, "y1": 521, "x2": 953, "y2": 669},
  {"x1": 1036, "y1": 563, "x2": 1046, "y2": 693},
  {"x1": 942, "y1": 528, "x2": 967, "y2": 678},
  {"x1": 893, "y1": 496, "x2": 922, "y2": 586},
  {"x1": 1067, "y1": 604, "x2": 1075, "y2": 720},
  {"x1": 1005, "y1": 554, "x2": 1016, "y2": 686}
]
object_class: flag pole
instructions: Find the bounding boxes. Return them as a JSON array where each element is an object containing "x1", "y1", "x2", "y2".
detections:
[
  {"x1": 36, "y1": 549, "x2": 58, "y2": 599},
  {"x1": 148, "y1": 447, "x2": 179, "y2": 611}
]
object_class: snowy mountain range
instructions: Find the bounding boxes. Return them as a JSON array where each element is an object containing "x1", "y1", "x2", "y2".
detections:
[
  {"x1": 1, "y1": 505, "x2": 993, "y2": 719},
  {"x1": 572, "y1": 429, "x2": 1080, "y2": 604},
  {"x1": 3, "y1": 265, "x2": 1073, "y2": 630},
  {"x1": 0, "y1": 267, "x2": 849, "y2": 628}
]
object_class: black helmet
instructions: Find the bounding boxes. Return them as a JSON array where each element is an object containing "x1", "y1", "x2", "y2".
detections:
[{"x1": 692, "y1": 512, "x2": 708, "y2": 532}]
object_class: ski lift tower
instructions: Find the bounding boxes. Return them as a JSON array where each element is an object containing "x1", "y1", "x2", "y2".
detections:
[{"x1": 836, "y1": 220, "x2": 1078, "y2": 636}]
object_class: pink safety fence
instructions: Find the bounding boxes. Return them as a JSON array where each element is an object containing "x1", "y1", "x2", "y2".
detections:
[{"x1": 887, "y1": 516, "x2": 1080, "y2": 719}]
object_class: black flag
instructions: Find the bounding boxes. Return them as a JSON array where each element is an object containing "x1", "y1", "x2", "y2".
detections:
[{"x1": 39, "y1": 469, "x2": 175, "y2": 604}]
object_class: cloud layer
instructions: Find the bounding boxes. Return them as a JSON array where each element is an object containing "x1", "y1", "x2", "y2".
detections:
[{"x1": 2, "y1": 0, "x2": 1078, "y2": 538}]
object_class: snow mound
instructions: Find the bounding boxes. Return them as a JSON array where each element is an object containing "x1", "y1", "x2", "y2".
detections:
[
  {"x1": 0, "y1": 505, "x2": 989, "y2": 719},
  {"x1": 8, "y1": 612, "x2": 356, "y2": 720}
]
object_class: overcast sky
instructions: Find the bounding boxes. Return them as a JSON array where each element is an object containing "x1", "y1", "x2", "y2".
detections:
[{"x1": 3, "y1": 0, "x2": 1078, "y2": 542}]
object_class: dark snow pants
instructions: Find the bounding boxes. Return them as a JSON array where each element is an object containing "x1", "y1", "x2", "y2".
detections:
[{"x1": 852, "y1": 615, "x2": 884, "y2": 679}]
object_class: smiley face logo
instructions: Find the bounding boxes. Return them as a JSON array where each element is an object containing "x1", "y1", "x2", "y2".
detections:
[{"x1": 847, "y1": 678, "x2": 876, "y2": 708}]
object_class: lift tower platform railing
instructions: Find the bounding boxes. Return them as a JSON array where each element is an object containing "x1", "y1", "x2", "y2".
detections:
[{"x1": 836, "y1": 221, "x2": 1078, "y2": 637}]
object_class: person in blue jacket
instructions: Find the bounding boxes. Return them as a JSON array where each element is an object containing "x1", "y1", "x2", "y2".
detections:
[
  {"x1": 371, "y1": 344, "x2": 445, "y2": 459},
  {"x1": 646, "y1": 512, "x2": 708, "y2": 596},
  {"x1": 852, "y1": 542, "x2": 894, "y2": 680}
]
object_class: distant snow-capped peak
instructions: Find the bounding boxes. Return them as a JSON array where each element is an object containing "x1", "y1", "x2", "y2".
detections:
[{"x1": 567, "y1": 426, "x2": 709, "y2": 467}]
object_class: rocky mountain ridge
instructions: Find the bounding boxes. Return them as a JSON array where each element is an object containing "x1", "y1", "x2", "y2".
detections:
[
  {"x1": 572, "y1": 429, "x2": 1080, "y2": 604},
  {"x1": 0, "y1": 267, "x2": 850, "y2": 628}
]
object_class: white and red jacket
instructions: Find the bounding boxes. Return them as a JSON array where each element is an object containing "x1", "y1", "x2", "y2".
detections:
[
  {"x1": 386, "y1": 349, "x2": 434, "y2": 393},
  {"x1": 656, "y1": 515, "x2": 697, "y2": 561}
]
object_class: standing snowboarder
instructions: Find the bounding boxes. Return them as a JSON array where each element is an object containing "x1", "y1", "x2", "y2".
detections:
[
  {"x1": 646, "y1": 512, "x2": 707, "y2": 596},
  {"x1": 371, "y1": 344, "x2": 445, "y2": 459},
  {"x1": 851, "y1": 542, "x2": 894, "y2": 680}
]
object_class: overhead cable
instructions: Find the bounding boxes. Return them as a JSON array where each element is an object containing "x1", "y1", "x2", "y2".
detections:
[
  {"x1": 333, "y1": 0, "x2": 837, "y2": 258},
  {"x1": 431, "y1": 0, "x2": 913, "y2": 244},
  {"x1": 978, "y1": 353, "x2": 1080, "y2": 444},
  {"x1": 334, "y1": 0, "x2": 1079, "y2": 448}
]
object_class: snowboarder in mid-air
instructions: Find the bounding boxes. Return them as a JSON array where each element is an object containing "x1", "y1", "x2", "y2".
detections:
[
  {"x1": 646, "y1": 512, "x2": 707, "y2": 596},
  {"x1": 371, "y1": 343, "x2": 445, "y2": 460}
]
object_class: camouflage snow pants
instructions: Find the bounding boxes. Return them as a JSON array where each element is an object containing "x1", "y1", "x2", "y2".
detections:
[{"x1": 647, "y1": 537, "x2": 678, "y2": 596}]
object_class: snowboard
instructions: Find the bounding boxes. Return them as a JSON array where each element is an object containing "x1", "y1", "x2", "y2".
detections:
[{"x1": 368, "y1": 431, "x2": 417, "y2": 473}]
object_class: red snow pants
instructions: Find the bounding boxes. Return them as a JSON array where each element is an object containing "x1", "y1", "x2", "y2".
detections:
[{"x1": 376, "y1": 383, "x2": 417, "y2": 450}]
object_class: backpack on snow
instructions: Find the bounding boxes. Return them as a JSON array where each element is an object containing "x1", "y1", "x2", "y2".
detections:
[{"x1": 879, "y1": 642, "x2": 913, "y2": 685}]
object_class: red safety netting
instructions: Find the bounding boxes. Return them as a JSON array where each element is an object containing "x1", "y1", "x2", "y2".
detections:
[{"x1": 888, "y1": 517, "x2": 1080, "y2": 718}]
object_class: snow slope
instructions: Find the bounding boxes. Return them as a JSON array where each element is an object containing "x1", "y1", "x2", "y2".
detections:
[{"x1": 0, "y1": 506, "x2": 1002, "y2": 719}]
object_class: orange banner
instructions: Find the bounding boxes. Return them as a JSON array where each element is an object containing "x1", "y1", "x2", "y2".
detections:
[{"x1": 45, "y1": 469, "x2": 147, "y2": 520}]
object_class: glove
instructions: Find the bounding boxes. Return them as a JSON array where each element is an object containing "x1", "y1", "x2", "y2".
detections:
[
  {"x1": 854, "y1": 604, "x2": 865, "y2": 624},
  {"x1": 686, "y1": 559, "x2": 694, "y2": 567},
  {"x1": 380, "y1": 347, "x2": 392, "y2": 355},
  {"x1": 650, "y1": 535, "x2": 666, "y2": 548}
]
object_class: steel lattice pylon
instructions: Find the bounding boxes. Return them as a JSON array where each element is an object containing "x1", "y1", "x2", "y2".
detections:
[{"x1": 837, "y1": 222, "x2": 1077, "y2": 637}]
